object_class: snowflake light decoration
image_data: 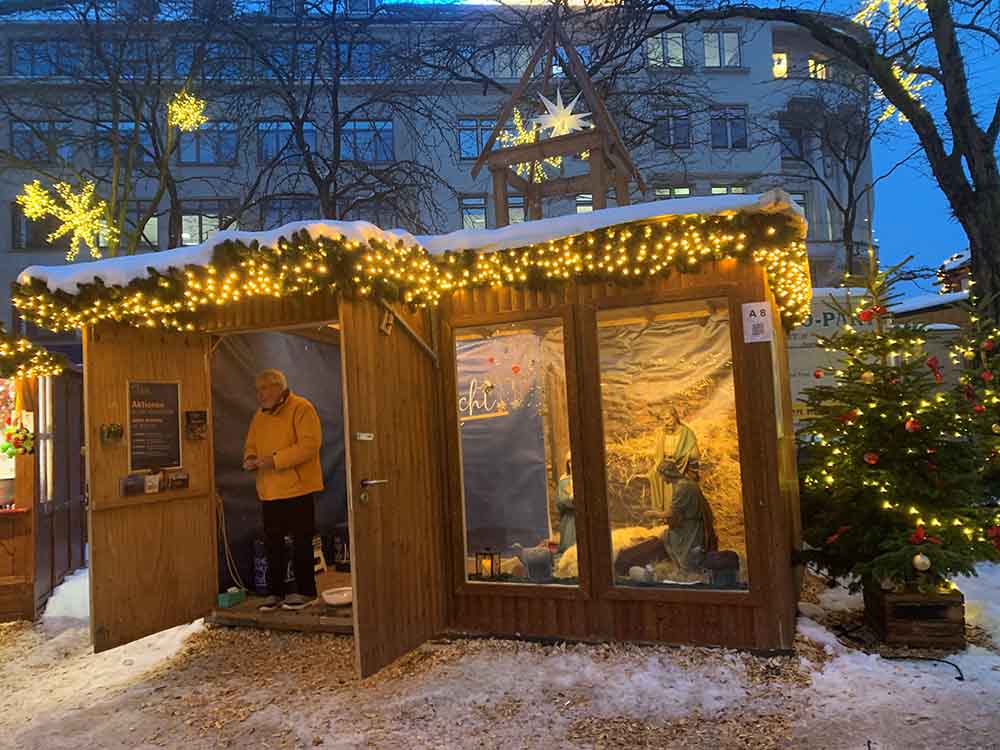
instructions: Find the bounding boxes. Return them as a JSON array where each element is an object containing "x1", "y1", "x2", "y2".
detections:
[
  {"x1": 853, "y1": 0, "x2": 926, "y2": 30},
  {"x1": 17, "y1": 180, "x2": 113, "y2": 261},
  {"x1": 168, "y1": 91, "x2": 209, "y2": 132},
  {"x1": 877, "y1": 65, "x2": 932, "y2": 123},
  {"x1": 534, "y1": 89, "x2": 591, "y2": 138}
]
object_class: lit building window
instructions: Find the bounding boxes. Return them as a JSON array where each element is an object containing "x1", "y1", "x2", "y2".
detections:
[
  {"x1": 710, "y1": 185, "x2": 747, "y2": 195},
  {"x1": 655, "y1": 187, "x2": 691, "y2": 199},
  {"x1": 808, "y1": 58, "x2": 829, "y2": 80},
  {"x1": 508, "y1": 194, "x2": 525, "y2": 224},
  {"x1": 772, "y1": 52, "x2": 788, "y2": 79},
  {"x1": 704, "y1": 31, "x2": 740, "y2": 68},
  {"x1": 576, "y1": 194, "x2": 593, "y2": 214}
]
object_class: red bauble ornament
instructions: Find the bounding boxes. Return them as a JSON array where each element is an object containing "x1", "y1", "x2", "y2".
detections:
[
  {"x1": 813, "y1": 369, "x2": 823, "y2": 379},
  {"x1": 983, "y1": 371, "x2": 995, "y2": 383},
  {"x1": 926, "y1": 356, "x2": 940, "y2": 370},
  {"x1": 511, "y1": 365, "x2": 521, "y2": 375},
  {"x1": 873, "y1": 305, "x2": 888, "y2": 316},
  {"x1": 857, "y1": 308, "x2": 875, "y2": 323},
  {"x1": 983, "y1": 340, "x2": 995, "y2": 352},
  {"x1": 926, "y1": 447, "x2": 937, "y2": 454},
  {"x1": 905, "y1": 418, "x2": 922, "y2": 433},
  {"x1": 934, "y1": 372, "x2": 944, "y2": 384},
  {"x1": 836, "y1": 409, "x2": 860, "y2": 424},
  {"x1": 864, "y1": 451, "x2": 880, "y2": 465},
  {"x1": 974, "y1": 403, "x2": 987, "y2": 414}
]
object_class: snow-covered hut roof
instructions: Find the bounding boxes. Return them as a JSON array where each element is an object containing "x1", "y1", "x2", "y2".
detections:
[
  {"x1": 890, "y1": 290, "x2": 969, "y2": 315},
  {"x1": 14, "y1": 190, "x2": 810, "y2": 332}
]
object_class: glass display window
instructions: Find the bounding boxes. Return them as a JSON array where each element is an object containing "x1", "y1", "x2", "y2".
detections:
[
  {"x1": 454, "y1": 317, "x2": 578, "y2": 586},
  {"x1": 595, "y1": 298, "x2": 749, "y2": 591}
]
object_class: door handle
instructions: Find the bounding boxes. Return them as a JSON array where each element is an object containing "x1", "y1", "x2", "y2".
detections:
[{"x1": 358, "y1": 478, "x2": 388, "y2": 505}]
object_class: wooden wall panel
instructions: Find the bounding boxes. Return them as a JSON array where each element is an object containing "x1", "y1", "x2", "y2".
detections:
[
  {"x1": 84, "y1": 325, "x2": 216, "y2": 652},
  {"x1": 441, "y1": 264, "x2": 798, "y2": 651},
  {"x1": 340, "y1": 297, "x2": 448, "y2": 677}
]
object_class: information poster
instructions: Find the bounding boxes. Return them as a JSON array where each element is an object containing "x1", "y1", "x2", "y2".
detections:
[{"x1": 128, "y1": 381, "x2": 181, "y2": 472}]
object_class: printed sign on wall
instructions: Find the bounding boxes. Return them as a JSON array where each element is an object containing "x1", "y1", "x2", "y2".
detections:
[{"x1": 128, "y1": 381, "x2": 182, "y2": 472}]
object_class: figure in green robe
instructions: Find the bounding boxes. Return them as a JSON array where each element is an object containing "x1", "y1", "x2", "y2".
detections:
[
  {"x1": 646, "y1": 407, "x2": 701, "y2": 514},
  {"x1": 661, "y1": 467, "x2": 717, "y2": 572},
  {"x1": 556, "y1": 452, "x2": 576, "y2": 554}
]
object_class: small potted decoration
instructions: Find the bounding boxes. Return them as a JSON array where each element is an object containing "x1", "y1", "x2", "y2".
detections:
[{"x1": 1, "y1": 418, "x2": 34, "y2": 457}]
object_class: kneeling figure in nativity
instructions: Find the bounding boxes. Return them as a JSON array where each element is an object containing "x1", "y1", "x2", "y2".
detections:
[{"x1": 658, "y1": 465, "x2": 718, "y2": 574}]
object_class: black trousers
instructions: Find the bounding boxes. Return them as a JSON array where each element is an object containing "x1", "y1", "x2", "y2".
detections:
[{"x1": 261, "y1": 493, "x2": 317, "y2": 597}]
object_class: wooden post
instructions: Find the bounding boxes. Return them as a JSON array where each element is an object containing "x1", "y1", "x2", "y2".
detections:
[
  {"x1": 614, "y1": 170, "x2": 631, "y2": 207},
  {"x1": 528, "y1": 184, "x2": 544, "y2": 220},
  {"x1": 491, "y1": 169, "x2": 510, "y2": 228},
  {"x1": 591, "y1": 146, "x2": 607, "y2": 210}
]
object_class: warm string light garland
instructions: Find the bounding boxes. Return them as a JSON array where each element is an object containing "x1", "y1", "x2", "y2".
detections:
[
  {"x1": 12, "y1": 212, "x2": 811, "y2": 333},
  {"x1": 0, "y1": 334, "x2": 67, "y2": 379}
]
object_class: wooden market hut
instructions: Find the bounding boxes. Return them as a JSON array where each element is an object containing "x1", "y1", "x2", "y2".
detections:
[
  {"x1": 0, "y1": 344, "x2": 84, "y2": 622},
  {"x1": 12, "y1": 190, "x2": 810, "y2": 677}
]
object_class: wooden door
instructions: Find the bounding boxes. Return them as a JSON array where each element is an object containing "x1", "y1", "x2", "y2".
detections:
[
  {"x1": 66, "y1": 372, "x2": 86, "y2": 571},
  {"x1": 339, "y1": 298, "x2": 447, "y2": 677},
  {"x1": 84, "y1": 325, "x2": 217, "y2": 652}
]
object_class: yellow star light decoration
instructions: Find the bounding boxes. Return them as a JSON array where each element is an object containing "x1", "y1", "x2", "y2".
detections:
[
  {"x1": 534, "y1": 89, "x2": 592, "y2": 138},
  {"x1": 168, "y1": 91, "x2": 209, "y2": 132},
  {"x1": 497, "y1": 108, "x2": 562, "y2": 183},
  {"x1": 16, "y1": 180, "x2": 113, "y2": 261},
  {"x1": 853, "y1": 0, "x2": 926, "y2": 30},
  {"x1": 877, "y1": 65, "x2": 932, "y2": 123}
]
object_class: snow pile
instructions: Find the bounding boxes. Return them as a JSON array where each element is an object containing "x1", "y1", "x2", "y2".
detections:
[
  {"x1": 890, "y1": 289, "x2": 969, "y2": 314},
  {"x1": 41, "y1": 567, "x2": 90, "y2": 623},
  {"x1": 792, "y1": 562, "x2": 1000, "y2": 748},
  {"x1": 3, "y1": 567, "x2": 205, "y2": 724},
  {"x1": 956, "y1": 562, "x2": 1000, "y2": 643},
  {"x1": 416, "y1": 189, "x2": 805, "y2": 256},
  {"x1": 409, "y1": 645, "x2": 751, "y2": 722},
  {"x1": 19, "y1": 219, "x2": 419, "y2": 295},
  {"x1": 20, "y1": 190, "x2": 806, "y2": 294}
]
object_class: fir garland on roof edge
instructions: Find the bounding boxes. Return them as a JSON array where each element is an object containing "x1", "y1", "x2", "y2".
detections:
[
  {"x1": 0, "y1": 328, "x2": 68, "y2": 379},
  {"x1": 12, "y1": 212, "x2": 809, "y2": 334}
]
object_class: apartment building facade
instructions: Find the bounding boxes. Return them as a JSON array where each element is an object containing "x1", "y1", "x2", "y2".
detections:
[{"x1": 0, "y1": 3, "x2": 874, "y2": 344}]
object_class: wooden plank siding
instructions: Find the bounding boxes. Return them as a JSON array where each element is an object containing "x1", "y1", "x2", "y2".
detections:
[
  {"x1": 84, "y1": 325, "x2": 217, "y2": 651},
  {"x1": 439, "y1": 261, "x2": 799, "y2": 651},
  {"x1": 339, "y1": 296, "x2": 449, "y2": 677}
]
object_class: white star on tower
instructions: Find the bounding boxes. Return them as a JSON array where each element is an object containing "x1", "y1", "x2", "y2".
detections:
[{"x1": 534, "y1": 89, "x2": 592, "y2": 138}]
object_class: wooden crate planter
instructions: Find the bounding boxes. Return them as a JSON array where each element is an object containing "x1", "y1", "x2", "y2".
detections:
[{"x1": 864, "y1": 586, "x2": 966, "y2": 649}]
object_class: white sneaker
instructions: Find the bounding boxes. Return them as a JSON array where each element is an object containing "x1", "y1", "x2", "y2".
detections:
[
  {"x1": 281, "y1": 594, "x2": 315, "y2": 611},
  {"x1": 258, "y1": 595, "x2": 281, "y2": 612}
]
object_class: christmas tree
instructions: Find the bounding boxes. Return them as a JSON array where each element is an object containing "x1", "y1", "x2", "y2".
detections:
[{"x1": 798, "y1": 253, "x2": 999, "y2": 592}]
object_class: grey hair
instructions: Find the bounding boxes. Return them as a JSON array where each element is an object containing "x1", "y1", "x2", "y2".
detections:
[{"x1": 255, "y1": 369, "x2": 287, "y2": 389}]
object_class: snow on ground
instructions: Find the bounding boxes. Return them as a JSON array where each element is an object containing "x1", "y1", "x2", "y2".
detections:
[
  {"x1": 0, "y1": 567, "x2": 203, "y2": 742},
  {"x1": 3, "y1": 562, "x2": 1000, "y2": 749},
  {"x1": 956, "y1": 562, "x2": 1000, "y2": 643}
]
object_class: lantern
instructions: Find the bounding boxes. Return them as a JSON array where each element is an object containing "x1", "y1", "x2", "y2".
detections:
[{"x1": 475, "y1": 548, "x2": 500, "y2": 580}]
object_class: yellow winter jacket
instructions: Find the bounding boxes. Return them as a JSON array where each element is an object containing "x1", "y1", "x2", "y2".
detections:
[{"x1": 243, "y1": 391, "x2": 324, "y2": 501}]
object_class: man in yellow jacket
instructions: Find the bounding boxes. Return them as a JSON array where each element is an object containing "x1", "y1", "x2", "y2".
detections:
[{"x1": 243, "y1": 369, "x2": 324, "y2": 611}]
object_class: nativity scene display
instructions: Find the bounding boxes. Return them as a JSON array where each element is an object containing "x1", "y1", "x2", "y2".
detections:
[
  {"x1": 455, "y1": 318, "x2": 578, "y2": 586},
  {"x1": 578, "y1": 297, "x2": 749, "y2": 590}
]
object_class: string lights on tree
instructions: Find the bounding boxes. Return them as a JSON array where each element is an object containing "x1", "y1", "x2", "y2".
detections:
[
  {"x1": 877, "y1": 65, "x2": 932, "y2": 123},
  {"x1": 798, "y1": 252, "x2": 999, "y2": 593},
  {"x1": 168, "y1": 90, "x2": 209, "y2": 133},
  {"x1": 853, "y1": 0, "x2": 926, "y2": 30}
]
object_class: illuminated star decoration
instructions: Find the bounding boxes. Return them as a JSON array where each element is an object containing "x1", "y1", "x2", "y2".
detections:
[
  {"x1": 853, "y1": 0, "x2": 926, "y2": 30},
  {"x1": 16, "y1": 180, "x2": 113, "y2": 261},
  {"x1": 876, "y1": 65, "x2": 932, "y2": 123},
  {"x1": 168, "y1": 90, "x2": 209, "y2": 132},
  {"x1": 534, "y1": 89, "x2": 592, "y2": 138}
]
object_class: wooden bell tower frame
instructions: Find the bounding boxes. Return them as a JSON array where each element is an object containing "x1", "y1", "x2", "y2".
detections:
[{"x1": 471, "y1": 12, "x2": 645, "y2": 227}]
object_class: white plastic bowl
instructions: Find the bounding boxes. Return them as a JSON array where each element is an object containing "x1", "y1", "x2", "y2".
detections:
[{"x1": 321, "y1": 587, "x2": 353, "y2": 607}]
